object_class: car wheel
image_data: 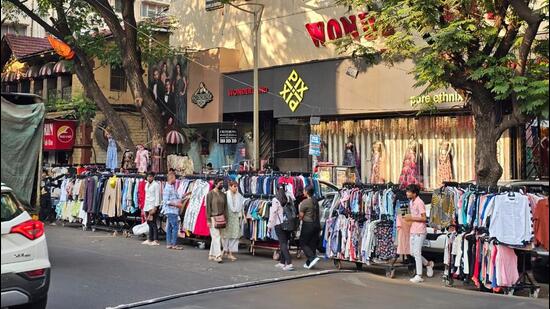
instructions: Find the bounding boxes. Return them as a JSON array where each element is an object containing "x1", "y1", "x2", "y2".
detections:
[{"x1": 13, "y1": 297, "x2": 47, "y2": 309}]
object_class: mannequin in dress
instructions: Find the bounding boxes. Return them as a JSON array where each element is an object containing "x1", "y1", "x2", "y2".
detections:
[
  {"x1": 370, "y1": 140, "x2": 386, "y2": 184},
  {"x1": 122, "y1": 148, "x2": 135, "y2": 170},
  {"x1": 343, "y1": 142, "x2": 361, "y2": 181},
  {"x1": 437, "y1": 138, "x2": 454, "y2": 185},
  {"x1": 135, "y1": 145, "x2": 150, "y2": 173},
  {"x1": 105, "y1": 132, "x2": 118, "y2": 170},
  {"x1": 398, "y1": 135, "x2": 423, "y2": 189},
  {"x1": 151, "y1": 142, "x2": 166, "y2": 174}
]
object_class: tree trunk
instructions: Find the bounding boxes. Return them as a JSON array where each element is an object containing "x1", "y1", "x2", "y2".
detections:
[
  {"x1": 471, "y1": 97, "x2": 503, "y2": 186},
  {"x1": 73, "y1": 53, "x2": 135, "y2": 150}
]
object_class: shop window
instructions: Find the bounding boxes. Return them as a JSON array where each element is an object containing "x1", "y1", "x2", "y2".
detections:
[
  {"x1": 19, "y1": 80, "x2": 31, "y2": 93},
  {"x1": 33, "y1": 79, "x2": 43, "y2": 97},
  {"x1": 110, "y1": 65, "x2": 127, "y2": 92}
]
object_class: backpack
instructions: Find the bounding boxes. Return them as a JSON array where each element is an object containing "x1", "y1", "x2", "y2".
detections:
[{"x1": 279, "y1": 202, "x2": 298, "y2": 232}]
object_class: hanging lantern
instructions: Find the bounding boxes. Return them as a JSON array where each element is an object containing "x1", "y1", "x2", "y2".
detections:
[{"x1": 48, "y1": 35, "x2": 75, "y2": 60}]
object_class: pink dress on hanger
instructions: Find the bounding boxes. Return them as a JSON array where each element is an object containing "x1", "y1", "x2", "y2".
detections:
[
  {"x1": 192, "y1": 181, "x2": 213, "y2": 236},
  {"x1": 135, "y1": 147, "x2": 149, "y2": 173}
]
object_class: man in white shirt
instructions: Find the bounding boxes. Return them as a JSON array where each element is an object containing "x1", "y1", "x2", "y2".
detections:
[{"x1": 143, "y1": 172, "x2": 161, "y2": 246}]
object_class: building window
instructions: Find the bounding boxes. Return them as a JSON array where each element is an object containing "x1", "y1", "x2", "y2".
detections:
[
  {"x1": 1, "y1": 24, "x2": 28, "y2": 37},
  {"x1": 110, "y1": 65, "x2": 127, "y2": 92},
  {"x1": 141, "y1": 3, "x2": 167, "y2": 17},
  {"x1": 19, "y1": 80, "x2": 31, "y2": 93},
  {"x1": 114, "y1": 0, "x2": 122, "y2": 12},
  {"x1": 34, "y1": 79, "x2": 44, "y2": 97},
  {"x1": 47, "y1": 77, "x2": 58, "y2": 101},
  {"x1": 61, "y1": 75, "x2": 72, "y2": 100}
]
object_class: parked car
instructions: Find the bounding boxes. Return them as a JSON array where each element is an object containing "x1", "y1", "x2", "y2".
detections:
[
  {"x1": 1, "y1": 183, "x2": 51, "y2": 309},
  {"x1": 423, "y1": 180, "x2": 549, "y2": 256}
]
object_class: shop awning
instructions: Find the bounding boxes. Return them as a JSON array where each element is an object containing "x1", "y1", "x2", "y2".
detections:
[
  {"x1": 26, "y1": 65, "x2": 42, "y2": 79},
  {"x1": 53, "y1": 60, "x2": 71, "y2": 74},
  {"x1": 38, "y1": 62, "x2": 56, "y2": 77},
  {"x1": 1, "y1": 72, "x2": 16, "y2": 82},
  {"x1": 166, "y1": 130, "x2": 185, "y2": 144}
]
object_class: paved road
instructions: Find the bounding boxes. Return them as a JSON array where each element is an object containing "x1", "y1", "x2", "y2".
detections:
[{"x1": 45, "y1": 225, "x2": 548, "y2": 309}]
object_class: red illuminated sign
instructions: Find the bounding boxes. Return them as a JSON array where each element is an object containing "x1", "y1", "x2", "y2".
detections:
[
  {"x1": 305, "y1": 12, "x2": 394, "y2": 48},
  {"x1": 228, "y1": 87, "x2": 269, "y2": 97},
  {"x1": 44, "y1": 120, "x2": 77, "y2": 150}
]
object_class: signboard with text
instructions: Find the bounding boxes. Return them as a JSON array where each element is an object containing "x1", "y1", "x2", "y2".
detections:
[
  {"x1": 43, "y1": 120, "x2": 77, "y2": 151},
  {"x1": 217, "y1": 129, "x2": 238, "y2": 144},
  {"x1": 206, "y1": 0, "x2": 223, "y2": 11},
  {"x1": 309, "y1": 134, "x2": 321, "y2": 156}
]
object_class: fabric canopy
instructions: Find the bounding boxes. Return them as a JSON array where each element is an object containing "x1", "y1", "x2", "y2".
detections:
[
  {"x1": 26, "y1": 65, "x2": 41, "y2": 79},
  {"x1": 38, "y1": 62, "x2": 55, "y2": 77},
  {"x1": 53, "y1": 60, "x2": 71, "y2": 74},
  {"x1": 1, "y1": 96, "x2": 45, "y2": 206},
  {"x1": 1, "y1": 72, "x2": 16, "y2": 82},
  {"x1": 166, "y1": 130, "x2": 185, "y2": 144}
]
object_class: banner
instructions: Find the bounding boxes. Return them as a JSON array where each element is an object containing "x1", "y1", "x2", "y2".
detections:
[
  {"x1": 44, "y1": 120, "x2": 77, "y2": 150},
  {"x1": 309, "y1": 134, "x2": 321, "y2": 156}
]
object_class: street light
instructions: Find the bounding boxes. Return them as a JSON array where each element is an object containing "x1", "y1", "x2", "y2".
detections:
[{"x1": 227, "y1": 2, "x2": 264, "y2": 170}]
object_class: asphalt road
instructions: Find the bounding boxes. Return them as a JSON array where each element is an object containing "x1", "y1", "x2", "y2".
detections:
[{"x1": 45, "y1": 225, "x2": 549, "y2": 309}]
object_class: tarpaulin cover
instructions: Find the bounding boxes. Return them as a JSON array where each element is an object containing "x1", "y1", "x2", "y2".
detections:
[{"x1": 1, "y1": 97, "x2": 45, "y2": 206}]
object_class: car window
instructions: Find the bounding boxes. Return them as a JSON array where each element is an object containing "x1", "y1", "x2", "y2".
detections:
[
  {"x1": 319, "y1": 182, "x2": 337, "y2": 196},
  {"x1": 1, "y1": 192, "x2": 24, "y2": 222}
]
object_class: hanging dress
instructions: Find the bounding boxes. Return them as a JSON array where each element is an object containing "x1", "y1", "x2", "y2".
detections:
[
  {"x1": 437, "y1": 142, "x2": 453, "y2": 186},
  {"x1": 106, "y1": 137, "x2": 118, "y2": 170},
  {"x1": 188, "y1": 141, "x2": 202, "y2": 172},
  {"x1": 151, "y1": 145, "x2": 165, "y2": 173},
  {"x1": 398, "y1": 146, "x2": 422, "y2": 189},
  {"x1": 370, "y1": 151, "x2": 385, "y2": 184}
]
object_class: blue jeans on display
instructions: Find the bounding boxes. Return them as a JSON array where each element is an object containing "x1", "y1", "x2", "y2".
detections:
[{"x1": 166, "y1": 214, "x2": 179, "y2": 246}]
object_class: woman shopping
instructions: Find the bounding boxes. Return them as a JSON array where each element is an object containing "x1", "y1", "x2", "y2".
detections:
[
  {"x1": 206, "y1": 178, "x2": 227, "y2": 263},
  {"x1": 222, "y1": 181, "x2": 244, "y2": 261},
  {"x1": 268, "y1": 186, "x2": 295, "y2": 271}
]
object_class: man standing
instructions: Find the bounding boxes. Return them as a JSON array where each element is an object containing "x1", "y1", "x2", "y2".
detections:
[
  {"x1": 404, "y1": 184, "x2": 434, "y2": 283},
  {"x1": 143, "y1": 172, "x2": 161, "y2": 246},
  {"x1": 162, "y1": 172, "x2": 183, "y2": 250},
  {"x1": 299, "y1": 186, "x2": 321, "y2": 270}
]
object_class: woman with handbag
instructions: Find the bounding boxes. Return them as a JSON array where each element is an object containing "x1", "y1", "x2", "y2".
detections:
[
  {"x1": 222, "y1": 181, "x2": 244, "y2": 261},
  {"x1": 206, "y1": 178, "x2": 227, "y2": 263},
  {"x1": 268, "y1": 186, "x2": 295, "y2": 271}
]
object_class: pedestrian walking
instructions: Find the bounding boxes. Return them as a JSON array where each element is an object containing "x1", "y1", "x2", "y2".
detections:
[
  {"x1": 222, "y1": 181, "x2": 244, "y2": 261},
  {"x1": 206, "y1": 178, "x2": 227, "y2": 263},
  {"x1": 143, "y1": 172, "x2": 161, "y2": 246},
  {"x1": 299, "y1": 186, "x2": 321, "y2": 269},
  {"x1": 404, "y1": 184, "x2": 434, "y2": 283},
  {"x1": 162, "y1": 171, "x2": 183, "y2": 250},
  {"x1": 269, "y1": 186, "x2": 295, "y2": 271}
]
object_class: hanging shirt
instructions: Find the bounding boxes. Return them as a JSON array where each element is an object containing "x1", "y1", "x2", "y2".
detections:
[{"x1": 488, "y1": 193, "x2": 532, "y2": 246}]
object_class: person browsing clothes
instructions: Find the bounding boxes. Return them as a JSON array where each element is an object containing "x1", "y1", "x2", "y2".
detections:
[
  {"x1": 299, "y1": 186, "x2": 321, "y2": 269},
  {"x1": 162, "y1": 172, "x2": 183, "y2": 250}
]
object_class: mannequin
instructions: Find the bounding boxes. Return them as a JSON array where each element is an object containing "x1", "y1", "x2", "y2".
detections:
[
  {"x1": 370, "y1": 140, "x2": 386, "y2": 184},
  {"x1": 437, "y1": 138, "x2": 454, "y2": 185},
  {"x1": 135, "y1": 145, "x2": 150, "y2": 173},
  {"x1": 105, "y1": 132, "x2": 118, "y2": 170},
  {"x1": 398, "y1": 135, "x2": 423, "y2": 189},
  {"x1": 151, "y1": 143, "x2": 166, "y2": 173},
  {"x1": 342, "y1": 142, "x2": 361, "y2": 181},
  {"x1": 122, "y1": 149, "x2": 135, "y2": 170}
]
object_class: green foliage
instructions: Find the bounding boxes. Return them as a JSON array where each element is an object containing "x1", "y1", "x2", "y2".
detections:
[
  {"x1": 335, "y1": 0, "x2": 549, "y2": 119},
  {"x1": 46, "y1": 93, "x2": 96, "y2": 121},
  {"x1": 1, "y1": 1, "x2": 23, "y2": 25}
]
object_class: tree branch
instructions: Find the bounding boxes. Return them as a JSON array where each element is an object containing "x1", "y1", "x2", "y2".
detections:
[
  {"x1": 509, "y1": 0, "x2": 543, "y2": 75},
  {"x1": 5, "y1": 0, "x2": 64, "y2": 38},
  {"x1": 497, "y1": 101, "x2": 528, "y2": 135},
  {"x1": 84, "y1": 0, "x2": 125, "y2": 39},
  {"x1": 494, "y1": 20, "x2": 519, "y2": 58},
  {"x1": 482, "y1": 0, "x2": 510, "y2": 55}
]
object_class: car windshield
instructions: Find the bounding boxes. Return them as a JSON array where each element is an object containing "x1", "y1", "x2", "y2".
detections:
[{"x1": 1, "y1": 192, "x2": 23, "y2": 222}]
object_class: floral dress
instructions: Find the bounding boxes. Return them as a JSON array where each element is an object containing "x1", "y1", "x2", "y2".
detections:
[
  {"x1": 370, "y1": 151, "x2": 385, "y2": 184},
  {"x1": 398, "y1": 148, "x2": 422, "y2": 189},
  {"x1": 437, "y1": 143, "x2": 453, "y2": 186}
]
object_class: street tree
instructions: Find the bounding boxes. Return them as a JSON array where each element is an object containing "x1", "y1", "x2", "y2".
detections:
[{"x1": 335, "y1": 0, "x2": 549, "y2": 185}]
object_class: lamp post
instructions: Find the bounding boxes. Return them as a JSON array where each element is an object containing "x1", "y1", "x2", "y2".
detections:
[{"x1": 228, "y1": 2, "x2": 264, "y2": 170}]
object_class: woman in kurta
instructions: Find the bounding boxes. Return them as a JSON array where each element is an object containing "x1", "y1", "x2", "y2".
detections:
[
  {"x1": 206, "y1": 178, "x2": 227, "y2": 263},
  {"x1": 223, "y1": 181, "x2": 244, "y2": 261}
]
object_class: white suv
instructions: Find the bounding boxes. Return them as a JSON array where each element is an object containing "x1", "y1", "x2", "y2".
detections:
[{"x1": 1, "y1": 183, "x2": 50, "y2": 309}]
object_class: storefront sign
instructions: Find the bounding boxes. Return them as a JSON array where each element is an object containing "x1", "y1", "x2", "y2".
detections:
[
  {"x1": 309, "y1": 134, "x2": 321, "y2": 156},
  {"x1": 205, "y1": 0, "x2": 223, "y2": 11},
  {"x1": 217, "y1": 129, "x2": 238, "y2": 144},
  {"x1": 305, "y1": 12, "x2": 394, "y2": 48},
  {"x1": 192, "y1": 82, "x2": 214, "y2": 108},
  {"x1": 44, "y1": 120, "x2": 77, "y2": 150},
  {"x1": 409, "y1": 92, "x2": 464, "y2": 105},
  {"x1": 227, "y1": 87, "x2": 269, "y2": 97},
  {"x1": 279, "y1": 70, "x2": 309, "y2": 112}
]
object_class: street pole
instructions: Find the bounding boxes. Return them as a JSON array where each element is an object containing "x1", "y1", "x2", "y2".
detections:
[
  {"x1": 228, "y1": 3, "x2": 264, "y2": 171},
  {"x1": 252, "y1": 10, "x2": 260, "y2": 170}
]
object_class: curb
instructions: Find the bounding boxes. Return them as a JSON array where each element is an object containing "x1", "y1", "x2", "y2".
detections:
[{"x1": 106, "y1": 269, "x2": 352, "y2": 309}]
